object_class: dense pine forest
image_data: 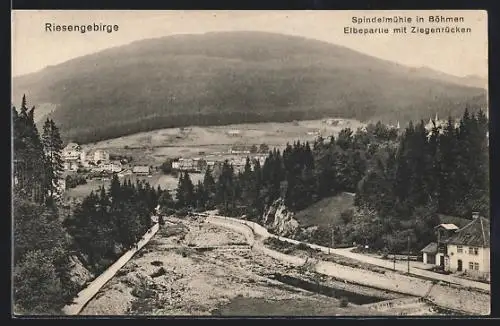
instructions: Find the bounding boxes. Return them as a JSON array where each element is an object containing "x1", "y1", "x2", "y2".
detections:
[
  {"x1": 12, "y1": 93, "x2": 488, "y2": 314},
  {"x1": 172, "y1": 108, "x2": 489, "y2": 252},
  {"x1": 12, "y1": 96, "x2": 162, "y2": 314}
]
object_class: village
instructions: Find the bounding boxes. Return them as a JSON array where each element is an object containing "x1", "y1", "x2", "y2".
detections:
[{"x1": 58, "y1": 139, "x2": 269, "y2": 196}]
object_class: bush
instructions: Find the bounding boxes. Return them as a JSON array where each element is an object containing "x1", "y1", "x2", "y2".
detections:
[
  {"x1": 176, "y1": 247, "x2": 193, "y2": 258},
  {"x1": 340, "y1": 209, "x2": 354, "y2": 224},
  {"x1": 13, "y1": 250, "x2": 63, "y2": 314},
  {"x1": 160, "y1": 160, "x2": 173, "y2": 174},
  {"x1": 131, "y1": 280, "x2": 156, "y2": 299},
  {"x1": 65, "y1": 174, "x2": 87, "y2": 189},
  {"x1": 150, "y1": 267, "x2": 167, "y2": 278},
  {"x1": 150, "y1": 260, "x2": 163, "y2": 266},
  {"x1": 295, "y1": 243, "x2": 311, "y2": 251},
  {"x1": 339, "y1": 297, "x2": 349, "y2": 308},
  {"x1": 176, "y1": 207, "x2": 189, "y2": 217}
]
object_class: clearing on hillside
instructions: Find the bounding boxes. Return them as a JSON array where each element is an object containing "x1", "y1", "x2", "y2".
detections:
[{"x1": 294, "y1": 192, "x2": 356, "y2": 228}]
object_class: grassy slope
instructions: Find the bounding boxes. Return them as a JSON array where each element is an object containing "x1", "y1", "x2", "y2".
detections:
[
  {"x1": 63, "y1": 173, "x2": 204, "y2": 200},
  {"x1": 13, "y1": 31, "x2": 487, "y2": 144},
  {"x1": 294, "y1": 192, "x2": 355, "y2": 228}
]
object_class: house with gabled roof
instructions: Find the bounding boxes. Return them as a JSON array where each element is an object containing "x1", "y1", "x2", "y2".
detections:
[
  {"x1": 420, "y1": 212, "x2": 490, "y2": 281},
  {"x1": 443, "y1": 213, "x2": 490, "y2": 280},
  {"x1": 421, "y1": 223, "x2": 459, "y2": 266}
]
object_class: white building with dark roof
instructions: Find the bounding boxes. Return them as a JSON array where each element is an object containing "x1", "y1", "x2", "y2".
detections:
[
  {"x1": 444, "y1": 213, "x2": 490, "y2": 280},
  {"x1": 421, "y1": 212, "x2": 490, "y2": 281}
]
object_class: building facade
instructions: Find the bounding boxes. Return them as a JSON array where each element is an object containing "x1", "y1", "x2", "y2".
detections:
[
  {"x1": 94, "y1": 149, "x2": 110, "y2": 163},
  {"x1": 421, "y1": 213, "x2": 490, "y2": 281},
  {"x1": 62, "y1": 142, "x2": 82, "y2": 161},
  {"x1": 101, "y1": 161, "x2": 123, "y2": 173},
  {"x1": 133, "y1": 165, "x2": 151, "y2": 175},
  {"x1": 444, "y1": 214, "x2": 490, "y2": 280}
]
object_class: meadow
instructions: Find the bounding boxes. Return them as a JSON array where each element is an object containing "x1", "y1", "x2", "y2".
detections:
[
  {"x1": 63, "y1": 172, "x2": 204, "y2": 200},
  {"x1": 81, "y1": 118, "x2": 366, "y2": 165}
]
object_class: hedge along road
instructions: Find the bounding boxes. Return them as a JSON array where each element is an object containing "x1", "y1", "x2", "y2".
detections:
[
  {"x1": 198, "y1": 213, "x2": 489, "y2": 293},
  {"x1": 62, "y1": 223, "x2": 160, "y2": 315},
  {"x1": 203, "y1": 214, "x2": 490, "y2": 315}
]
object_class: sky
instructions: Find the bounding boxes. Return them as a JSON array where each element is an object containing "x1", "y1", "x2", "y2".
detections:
[{"x1": 11, "y1": 10, "x2": 488, "y2": 78}]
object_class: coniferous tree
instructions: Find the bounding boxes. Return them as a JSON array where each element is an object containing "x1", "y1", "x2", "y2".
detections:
[
  {"x1": 183, "y1": 172, "x2": 195, "y2": 208},
  {"x1": 14, "y1": 250, "x2": 63, "y2": 314},
  {"x1": 42, "y1": 119, "x2": 64, "y2": 200},
  {"x1": 13, "y1": 95, "x2": 47, "y2": 202},
  {"x1": 194, "y1": 181, "x2": 207, "y2": 210},
  {"x1": 215, "y1": 161, "x2": 235, "y2": 212},
  {"x1": 176, "y1": 172, "x2": 185, "y2": 208},
  {"x1": 158, "y1": 189, "x2": 174, "y2": 212},
  {"x1": 203, "y1": 166, "x2": 216, "y2": 209}
]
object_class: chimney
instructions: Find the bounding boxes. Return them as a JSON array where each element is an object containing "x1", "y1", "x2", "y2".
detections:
[{"x1": 472, "y1": 212, "x2": 480, "y2": 219}]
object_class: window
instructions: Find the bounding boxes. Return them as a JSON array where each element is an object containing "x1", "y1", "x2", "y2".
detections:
[
  {"x1": 469, "y1": 247, "x2": 479, "y2": 255},
  {"x1": 457, "y1": 246, "x2": 463, "y2": 253},
  {"x1": 474, "y1": 263, "x2": 479, "y2": 271},
  {"x1": 469, "y1": 262, "x2": 474, "y2": 270}
]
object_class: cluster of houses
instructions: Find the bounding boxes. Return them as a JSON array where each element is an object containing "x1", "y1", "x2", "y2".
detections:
[
  {"x1": 171, "y1": 154, "x2": 267, "y2": 175},
  {"x1": 421, "y1": 212, "x2": 490, "y2": 281},
  {"x1": 62, "y1": 142, "x2": 151, "y2": 176},
  {"x1": 423, "y1": 114, "x2": 460, "y2": 135}
]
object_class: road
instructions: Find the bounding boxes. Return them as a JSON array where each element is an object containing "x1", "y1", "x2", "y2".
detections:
[
  {"x1": 198, "y1": 213, "x2": 489, "y2": 292},
  {"x1": 62, "y1": 223, "x2": 160, "y2": 315}
]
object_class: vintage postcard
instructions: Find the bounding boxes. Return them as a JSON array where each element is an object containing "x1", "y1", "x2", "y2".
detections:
[{"x1": 11, "y1": 10, "x2": 490, "y2": 316}]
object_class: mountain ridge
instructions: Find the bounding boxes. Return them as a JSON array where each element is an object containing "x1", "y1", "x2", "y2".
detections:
[{"x1": 12, "y1": 31, "x2": 487, "y2": 143}]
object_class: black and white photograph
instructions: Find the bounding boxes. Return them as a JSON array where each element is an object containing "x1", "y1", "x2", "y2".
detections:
[{"x1": 11, "y1": 10, "x2": 490, "y2": 316}]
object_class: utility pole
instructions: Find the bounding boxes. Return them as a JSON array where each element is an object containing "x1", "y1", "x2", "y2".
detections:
[
  {"x1": 331, "y1": 228, "x2": 335, "y2": 251},
  {"x1": 407, "y1": 235, "x2": 411, "y2": 274},
  {"x1": 328, "y1": 228, "x2": 332, "y2": 254}
]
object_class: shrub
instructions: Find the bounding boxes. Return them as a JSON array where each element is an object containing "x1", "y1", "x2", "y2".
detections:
[
  {"x1": 131, "y1": 277, "x2": 156, "y2": 299},
  {"x1": 340, "y1": 209, "x2": 354, "y2": 224},
  {"x1": 13, "y1": 250, "x2": 63, "y2": 314},
  {"x1": 150, "y1": 267, "x2": 166, "y2": 278},
  {"x1": 176, "y1": 207, "x2": 189, "y2": 217},
  {"x1": 295, "y1": 243, "x2": 311, "y2": 251},
  {"x1": 150, "y1": 260, "x2": 163, "y2": 266},
  {"x1": 339, "y1": 297, "x2": 349, "y2": 307}
]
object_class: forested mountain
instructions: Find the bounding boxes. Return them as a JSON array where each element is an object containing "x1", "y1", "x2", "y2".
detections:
[{"x1": 13, "y1": 31, "x2": 487, "y2": 143}]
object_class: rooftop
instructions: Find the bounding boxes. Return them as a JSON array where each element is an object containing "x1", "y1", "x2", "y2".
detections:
[
  {"x1": 435, "y1": 223, "x2": 459, "y2": 231},
  {"x1": 64, "y1": 142, "x2": 80, "y2": 150},
  {"x1": 445, "y1": 216, "x2": 490, "y2": 247},
  {"x1": 421, "y1": 242, "x2": 438, "y2": 254},
  {"x1": 437, "y1": 214, "x2": 472, "y2": 229},
  {"x1": 133, "y1": 166, "x2": 150, "y2": 172}
]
